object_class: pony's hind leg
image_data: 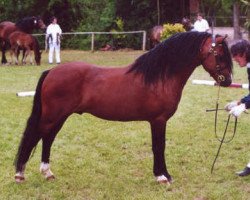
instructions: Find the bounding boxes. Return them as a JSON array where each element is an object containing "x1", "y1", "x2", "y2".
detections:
[
  {"x1": 15, "y1": 129, "x2": 42, "y2": 183},
  {"x1": 39, "y1": 117, "x2": 68, "y2": 180},
  {"x1": 15, "y1": 70, "x2": 49, "y2": 183}
]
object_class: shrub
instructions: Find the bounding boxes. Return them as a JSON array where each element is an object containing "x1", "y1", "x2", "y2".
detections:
[{"x1": 161, "y1": 23, "x2": 186, "y2": 41}]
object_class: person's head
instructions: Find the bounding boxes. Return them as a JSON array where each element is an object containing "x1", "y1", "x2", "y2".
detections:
[
  {"x1": 50, "y1": 16, "x2": 57, "y2": 24},
  {"x1": 230, "y1": 40, "x2": 250, "y2": 67},
  {"x1": 196, "y1": 13, "x2": 203, "y2": 21}
]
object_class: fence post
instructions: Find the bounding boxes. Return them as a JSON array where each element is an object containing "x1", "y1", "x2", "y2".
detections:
[
  {"x1": 142, "y1": 31, "x2": 146, "y2": 51},
  {"x1": 91, "y1": 33, "x2": 95, "y2": 52}
]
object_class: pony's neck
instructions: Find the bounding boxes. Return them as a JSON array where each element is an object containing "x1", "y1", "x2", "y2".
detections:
[
  {"x1": 167, "y1": 58, "x2": 201, "y2": 90},
  {"x1": 16, "y1": 19, "x2": 34, "y2": 33}
]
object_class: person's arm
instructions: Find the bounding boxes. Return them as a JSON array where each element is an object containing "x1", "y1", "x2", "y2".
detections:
[
  {"x1": 45, "y1": 26, "x2": 51, "y2": 46},
  {"x1": 245, "y1": 101, "x2": 250, "y2": 109},
  {"x1": 247, "y1": 68, "x2": 250, "y2": 91},
  {"x1": 227, "y1": 89, "x2": 250, "y2": 116},
  {"x1": 46, "y1": 25, "x2": 51, "y2": 35},
  {"x1": 204, "y1": 20, "x2": 209, "y2": 32},
  {"x1": 193, "y1": 21, "x2": 198, "y2": 31},
  {"x1": 59, "y1": 26, "x2": 62, "y2": 34}
]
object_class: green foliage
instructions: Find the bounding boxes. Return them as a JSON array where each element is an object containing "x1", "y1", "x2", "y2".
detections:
[
  {"x1": 66, "y1": 0, "x2": 116, "y2": 50},
  {"x1": 161, "y1": 23, "x2": 186, "y2": 41},
  {"x1": 0, "y1": 0, "x2": 249, "y2": 49},
  {"x1": 240, "y1": 0, "x2": 250, "y2": 30},
  {"x1": 110, "y1": 17, "x2": 126, "y2": 49}
]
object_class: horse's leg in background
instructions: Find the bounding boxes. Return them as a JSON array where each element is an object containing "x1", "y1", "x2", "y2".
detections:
[
  {"x1": 30, "y1": 51, "x2": 34, "y2": 65},
  {"x1": 21, "y1": 48, "x2": 26, "y2": 64},
  {"x1": 1, "y1": 41, "x2": 8, "y2": 64},
  {"x1": 9, "y1": 47, "x2": 14, "y2": 65},
  {"x1": 14, "y1": 46, "x2": 19, "y2": 65},
  {"x1": 150, "y1": 120, "x2": 172, "y2": 184},
  {"x1": 22, "y1": 48, "x2": 30, "y2": 65},
  {"x1": 40, "y1": 117, "x2": 68, "y2": 180},
  {"x1": 16, "y1": 47, "x2": 20, "y2": 62}
]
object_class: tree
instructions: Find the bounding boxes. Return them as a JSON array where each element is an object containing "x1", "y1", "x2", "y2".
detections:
[
  {"x1": 241, "y1": 0, "x2": 250, "y2": 39},
  {"x1": 233, "y1": 1, "x2": 241, "y2": 39}
]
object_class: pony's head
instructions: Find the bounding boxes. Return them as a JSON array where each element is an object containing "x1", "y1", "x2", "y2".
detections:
[
  {"x1": 35, "y1": 50, "x2": 42, "y2": 66},
  {"x1": 200, "y1": 35, "x2": 232, "y2": 87},
  {"x1": 32, "y1": 16, "x2": 46, "y2": 30},
  {"x1": 16, "y1": 16, "x2": 46, "y2": 33}
]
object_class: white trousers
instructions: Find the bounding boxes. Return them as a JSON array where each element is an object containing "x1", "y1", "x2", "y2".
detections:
[{"x1": 49, "y1": 43, "x2": 61, "y2": 64}]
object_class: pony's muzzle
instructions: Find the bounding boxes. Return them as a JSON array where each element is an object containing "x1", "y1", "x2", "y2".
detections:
[{"x1": 218, "y1": 76, "x2": 232, "y2": 87}]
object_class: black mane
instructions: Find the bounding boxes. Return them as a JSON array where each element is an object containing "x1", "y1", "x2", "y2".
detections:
[
  {"x1": 15, "y1": 16, "x2": 41, "y2": 33},
  {"x1": 128, "y1": 31, "x2": 212, "y2": 84}
]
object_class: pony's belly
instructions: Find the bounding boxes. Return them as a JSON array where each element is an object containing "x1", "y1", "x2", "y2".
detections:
[
  {"x1": 85, "y1": 100, "x2": 167, "y2": 122},
  {"x1": 88, "y1": 111, "x2": 145, "y2": 122}
]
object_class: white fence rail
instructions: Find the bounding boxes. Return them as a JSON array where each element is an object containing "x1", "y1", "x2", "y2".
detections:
[{"x1": 34, "y1": 30, "x2": 147, "y2": 51}]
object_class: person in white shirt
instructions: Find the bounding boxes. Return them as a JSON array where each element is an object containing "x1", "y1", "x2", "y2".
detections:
[
  {"x1": 46, "y1": 16, "x2": 62, "y2": 64},
  {"x1": 193, "y1": 13, "x2": 209, "y2": 32}
]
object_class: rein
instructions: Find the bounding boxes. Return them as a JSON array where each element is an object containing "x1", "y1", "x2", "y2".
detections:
[
  {"x1": 208, "y1": 85, "x2": 238, "y2": 174},
  {"x1": 205, "y1": 39, "x2": 238, "y2": 173}
]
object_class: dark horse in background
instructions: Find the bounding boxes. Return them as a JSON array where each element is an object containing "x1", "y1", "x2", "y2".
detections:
[
  {"x1": 14, "y1": 32, "x2": 232, "y2": 184},
  {"x1": 149, "y1": 17, "x2": 193, "y2": 48},
  {"x1": 9, "y1": 31, "x2": 42, "y2": 65},
  {"x1": 0, "y1": 16, "x2": 45, "y2": 64}
]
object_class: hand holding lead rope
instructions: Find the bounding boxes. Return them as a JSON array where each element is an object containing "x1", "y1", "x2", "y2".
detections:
[{"x1": 206, "y1": 101, "x2": 239, "y2": 173}]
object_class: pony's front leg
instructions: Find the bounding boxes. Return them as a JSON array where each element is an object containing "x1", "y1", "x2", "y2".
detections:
[
  {"x1": 9, "y1": 49, "x2": 14, "y2": 65},
  {"x1": 22, "y1": 49, "x2": 29, "y2": 65},
  {"x1": 1, "y1": 41, "x2": 8, "y2": 64},
  {"x1": 40, "y1": 162, "x2": 55, "y2": 180},
  {"x1": 150, "y1": 120, "x2": 172, "y2": 184},
  {"x1": 29, "y1": 51, "x2": 33, "y2": 65},
  {"x1": 15, "y1": 165, "x2": 26, "y2": 183},
  {"x1": 13, "y1": 46, "x2": 20, "y2": 65}
]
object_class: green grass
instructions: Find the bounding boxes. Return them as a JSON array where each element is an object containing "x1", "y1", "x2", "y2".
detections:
[{"x1": 1, "y1": 50, "x2": 250, "y2": 199}]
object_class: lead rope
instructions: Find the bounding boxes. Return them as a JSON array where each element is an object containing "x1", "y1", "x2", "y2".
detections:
[{"x1": 210, "y1": 85, "x2": 238, "y2": 173}]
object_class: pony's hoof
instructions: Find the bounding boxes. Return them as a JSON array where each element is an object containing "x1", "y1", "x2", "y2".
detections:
[
  {"x1": 15, "y1": 174, "x2": 25, "y2": 184},
  {"x1": 46, "y1": 175, "x2": 55, "y2": 181},
  {"x1": 156, "y1": 175, "x2": 172, "y2": 185}
]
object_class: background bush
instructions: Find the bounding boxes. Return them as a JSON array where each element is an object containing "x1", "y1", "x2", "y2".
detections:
[{"x1": 161, "y1": 23, "x2": 186, "y2": 41}]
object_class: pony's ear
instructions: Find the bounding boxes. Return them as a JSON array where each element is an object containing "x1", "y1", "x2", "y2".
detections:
[
  {"x1": 216, "y1": 35, "x2": 228, "y2": 44},
  {"x1": 31, "y1": 16, "x2": 37, "y2": 24}
]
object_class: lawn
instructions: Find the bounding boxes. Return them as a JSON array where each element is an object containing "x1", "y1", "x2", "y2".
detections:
[{"x1": 0, "y1": 50, "x2": 250, "y2": 200}]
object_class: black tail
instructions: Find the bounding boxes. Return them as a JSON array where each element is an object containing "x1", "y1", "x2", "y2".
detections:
[{"x1": 15, "y1": 70, "x2": 50, "y2": 172}]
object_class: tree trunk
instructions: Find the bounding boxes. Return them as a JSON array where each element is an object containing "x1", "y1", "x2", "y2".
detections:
[
  {"x1": 233, "y1": 2, "x2": 241, "y2": 40},
  {"x1": 157, "y1": 0, "x2": 160, "y2": 25},
  {"x1": 247, "y1": 7, "x2": 250, "y2": 40}
]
